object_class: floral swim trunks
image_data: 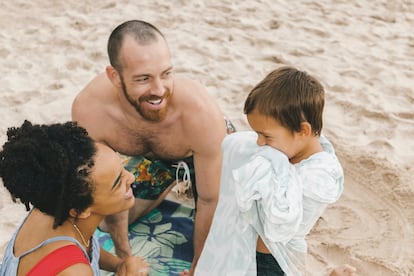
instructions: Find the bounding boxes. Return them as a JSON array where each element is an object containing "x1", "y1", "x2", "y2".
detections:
[
  {"x1": 124, "y1": 117, "x2": 236, "y2": 201},
  {"x1": 124, "y1": 155, "x2": 196, "y2": 201}
]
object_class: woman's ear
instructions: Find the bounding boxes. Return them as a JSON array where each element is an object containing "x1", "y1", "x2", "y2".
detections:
[
  {"x1": 106, "y1": 66, "x2": 121, "y2": 88},
  {"x1": 69, "y1": 208, "x2": 91, "y2": 219},
  {"x1": 300, "y1": 122, "x2": 312, "y2": 137}
]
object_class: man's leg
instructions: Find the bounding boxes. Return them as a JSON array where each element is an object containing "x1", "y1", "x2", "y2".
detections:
[
  {"x1": 100, "y1": 210, "x2": 131, "y2": 259},
  {"x1": 128, "y1": 182, "x2": 175, "y2": 221},
  {"x1": 103, "y1": 155, "x2": 190, "y2": 258},
  {"x1": 100, "y1": 182, "x2": 175, "y2": 259}
]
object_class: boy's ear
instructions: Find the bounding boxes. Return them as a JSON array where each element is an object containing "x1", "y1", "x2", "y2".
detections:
[
  {"x1": 69, "y1": 208, "x2": 92, "y2": 219},
  {"x1": 300, "y1": 122, "x2": 312, "y2": 137},
  {"x1": 106, "y1": 66, "x2": 122, "y2": 88}
]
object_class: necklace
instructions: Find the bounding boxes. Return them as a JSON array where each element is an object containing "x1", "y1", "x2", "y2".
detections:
[{"x1": 71, "y1": 223, "x2": 90, "y2": 248}]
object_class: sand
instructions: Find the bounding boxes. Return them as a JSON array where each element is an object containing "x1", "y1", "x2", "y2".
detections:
[{"x1": 0, "y1": 1, "x2": 413, "y2": 275}]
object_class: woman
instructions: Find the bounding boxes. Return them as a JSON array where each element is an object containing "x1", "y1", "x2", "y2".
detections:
[{"x1": 0, "y1": 120, "x2": 148, "y2": 275}]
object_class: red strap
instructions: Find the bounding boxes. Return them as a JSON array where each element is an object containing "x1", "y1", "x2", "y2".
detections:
[{"x1": 27, "y1": 244, "x2": 89, "y2": 276}]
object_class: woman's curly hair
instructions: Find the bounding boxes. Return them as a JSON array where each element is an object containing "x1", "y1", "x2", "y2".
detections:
[{"x1": 0, "y1": 120, "x2": 97, "y2": 228}]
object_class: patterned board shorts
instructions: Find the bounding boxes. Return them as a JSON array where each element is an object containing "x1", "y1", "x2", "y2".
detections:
[
  {"x1": 124, "y1": 155, "x2": 196, "y2": 201},
  {"x1": 123, "y1": 117, "x2": 236, "y2": 201}
]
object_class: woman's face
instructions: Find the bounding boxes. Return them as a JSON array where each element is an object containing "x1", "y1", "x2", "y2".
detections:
[{"x1": 89, "y1": 143, "x2": 135, "y2": 216}]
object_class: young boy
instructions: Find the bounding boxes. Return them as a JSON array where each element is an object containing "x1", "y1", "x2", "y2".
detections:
[{"x1": 195, "y1": 67, "x2": 344, "y2": 275}]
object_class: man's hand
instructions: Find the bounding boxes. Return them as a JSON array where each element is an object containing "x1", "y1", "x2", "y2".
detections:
[{"x1": 115, "y1": 256, "x2": 149, "y2": 276}]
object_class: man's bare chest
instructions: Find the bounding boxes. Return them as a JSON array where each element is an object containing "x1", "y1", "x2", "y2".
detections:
[{"x1": 106, "y1": 125, "x2": 192, "y2": 160}]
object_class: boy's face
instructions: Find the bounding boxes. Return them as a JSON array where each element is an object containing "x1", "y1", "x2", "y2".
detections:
[{"x1": 247, "y1": 109, "x2": 301, "y2": 162}]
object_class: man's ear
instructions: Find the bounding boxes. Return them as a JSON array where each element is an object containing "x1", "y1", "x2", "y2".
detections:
[
  {"x1": 69, "y1": 208, "x2": 92, "y2": 219},
  {"x1": 300, "y1": 122, "x2": 312, "y2": 137},
  {"x1": 106, "y1": 66, "x2": 121, "y2": 88}
]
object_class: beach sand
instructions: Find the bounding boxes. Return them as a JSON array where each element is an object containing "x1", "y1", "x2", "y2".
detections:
[{"x1": 1, "y1": 1, "x2": 413, "y2": 275}]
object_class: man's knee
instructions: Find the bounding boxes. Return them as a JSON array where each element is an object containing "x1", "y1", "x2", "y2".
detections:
[
  {"x1": 128, "y1": 185, "x2": 174, "y2": 222},
  {"x1": 128, "y1": 197, "x2": 157, "y2": 222}
]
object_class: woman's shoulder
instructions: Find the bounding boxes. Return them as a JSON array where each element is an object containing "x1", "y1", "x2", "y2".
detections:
[{"x1": 27, "y1": 244, "x2": 92, "y2": 276}]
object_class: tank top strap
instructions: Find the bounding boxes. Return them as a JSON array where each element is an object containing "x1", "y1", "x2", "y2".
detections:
[{"x1": 18, "y1": 236, "x2": 88, "y2": 261}]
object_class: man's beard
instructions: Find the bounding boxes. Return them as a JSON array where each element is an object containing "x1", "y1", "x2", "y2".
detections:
[{"x1": 120, "y1": 79, "x2": 171, "y2": 122}]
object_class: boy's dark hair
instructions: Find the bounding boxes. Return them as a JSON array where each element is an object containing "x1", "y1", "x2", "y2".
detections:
[
  {"x1": 244, "y1": 66, "x2": 325, "y2": 136},
  {"x1": 0, "y1": 120, "x2": 97, "y2": 228},
  {"x1": 108, "y1": 19, "x2": 164, "y2": 72}
]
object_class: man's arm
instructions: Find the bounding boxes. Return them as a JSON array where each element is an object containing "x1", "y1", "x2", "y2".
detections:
[
  {"x1": 183, "y1": 89, "x2": 227, "y2": 274},
  {"x1": 190, "y1": 150, "x2": 222, "y2": 273}
]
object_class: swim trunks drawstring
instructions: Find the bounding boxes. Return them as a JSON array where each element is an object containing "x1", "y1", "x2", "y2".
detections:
[{"x1": 172, "y1": 161, "x2": 192, "y2": 196}]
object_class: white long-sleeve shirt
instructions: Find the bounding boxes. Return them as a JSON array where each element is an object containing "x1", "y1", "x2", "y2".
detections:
[{"x1": 196, "y1": 131, "x2": 344, "y2": 276}]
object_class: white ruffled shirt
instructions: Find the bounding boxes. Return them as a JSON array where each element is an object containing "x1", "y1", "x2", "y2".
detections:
[{"x1": 195, "y1": 131, "x2": 344, "y2": 276}]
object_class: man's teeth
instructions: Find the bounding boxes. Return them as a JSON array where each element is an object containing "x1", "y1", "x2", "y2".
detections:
[{"x1": 148, "y1": 99, "x2": 162, "y2": 105}]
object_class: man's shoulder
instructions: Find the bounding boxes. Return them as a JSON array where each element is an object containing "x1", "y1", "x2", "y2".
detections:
[
  {"x1": 73, "y1": 73, "x2": 117, "y2": 111},
  {"x1": 173, "y1": 76, "x2": 217, "y2": 108},
  {"x1": 75, "y1": 73, "x2": 113, "y2": 100},
  {"x1": 71, "y1": 73, "x2": 118, "y2": 140},
  {"x1": 174, "y1": 75, "x2": 199, "y2": 85},
  {"x1": 173, "y1": 75, "x2": 224, "y2": 127},
  {"x1": 174, "y1": 75, "x2": 205, "y2": 96}
]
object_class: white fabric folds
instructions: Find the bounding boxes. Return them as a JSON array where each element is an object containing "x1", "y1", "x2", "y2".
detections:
[{"x1": 196, "y1": 132, "x2": 344, "y2": 276}]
